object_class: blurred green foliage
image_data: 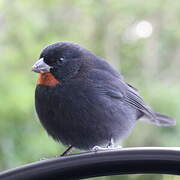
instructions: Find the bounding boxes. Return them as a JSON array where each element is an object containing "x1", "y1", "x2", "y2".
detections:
[{"x1": 0, "y1": 0, "x2": 180, "y2": 179}]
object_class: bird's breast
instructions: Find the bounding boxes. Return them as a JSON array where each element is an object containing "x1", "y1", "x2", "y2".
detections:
[{"x1": 37, "y1": 72, "x2": 59, "y2": 87}]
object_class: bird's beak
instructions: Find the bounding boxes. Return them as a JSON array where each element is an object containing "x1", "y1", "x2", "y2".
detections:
[{"x1": 32, "y1": 58, "x2": 51, "y2": 73}]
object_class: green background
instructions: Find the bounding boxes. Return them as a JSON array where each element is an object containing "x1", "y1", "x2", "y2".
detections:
[{"x1": 0, "y1": 0, "x2": 180, "y2": 179}]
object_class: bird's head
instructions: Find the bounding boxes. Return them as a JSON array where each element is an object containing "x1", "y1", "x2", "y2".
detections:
[{"x1": 32, "y1": 42, "x2": 90, "y2": 86}]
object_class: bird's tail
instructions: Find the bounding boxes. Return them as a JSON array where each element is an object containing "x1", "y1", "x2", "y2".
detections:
[{"x1": 140, "y1": 112, "x2": 176, "y2": 126}]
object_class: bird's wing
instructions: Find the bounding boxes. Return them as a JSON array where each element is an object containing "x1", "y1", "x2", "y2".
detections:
[
  {"x1": 105, "y1": 83, "x2": 155, "y2": 119},
  {"x1": 126, "y1": 83, "x2": 138, "y2": 93},
  {"x1": 124, "y1": 85, "x2": 156, "y2": 119},
  {"x1": 88, "y1": 69, "x2": 155, "y2": 119}
]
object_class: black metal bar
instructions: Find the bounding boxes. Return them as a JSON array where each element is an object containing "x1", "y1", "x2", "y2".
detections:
[{"x1": 1, "y1": 147, "x2": 180, "y2": 180}]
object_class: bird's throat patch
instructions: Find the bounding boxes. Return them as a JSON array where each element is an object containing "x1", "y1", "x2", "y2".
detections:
[{"x1": 37, "y1": 73, "x2": 59, "y2": 86}]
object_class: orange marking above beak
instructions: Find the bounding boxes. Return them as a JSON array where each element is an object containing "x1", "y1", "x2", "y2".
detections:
[{"x1": 37, "y1": 72, "x2": 59, "y2": 86}]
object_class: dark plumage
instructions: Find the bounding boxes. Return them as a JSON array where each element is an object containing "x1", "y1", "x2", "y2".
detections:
[{"x1": 32, "y1": 42, "x2": 176, "y2": 150}]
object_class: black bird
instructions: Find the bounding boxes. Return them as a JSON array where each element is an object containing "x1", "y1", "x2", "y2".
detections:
[{"x1": 32, "y1": 42, "x2": 175, "y2": 154}]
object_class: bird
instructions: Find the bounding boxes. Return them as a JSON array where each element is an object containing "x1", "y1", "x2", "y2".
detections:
[{"x1": 32, "y1": 42, "x2": 176, "y2": 155}]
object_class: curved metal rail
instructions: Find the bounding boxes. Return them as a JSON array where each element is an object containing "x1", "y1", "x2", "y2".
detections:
[{"x1": 1, "y1": 147, "x2": 180, "y2": 180}]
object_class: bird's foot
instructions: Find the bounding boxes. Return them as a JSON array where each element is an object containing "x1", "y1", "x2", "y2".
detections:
[
  {"x1": 92, "y1": 138, "x2": 122, "y2": 152},
  {"x1": 92, "y1": 145, "x2": 122, "y2": 152},
  {"x1": 92, "y1": 146, "x2": 109, "y2": 151},
  {"x1": 107, "y1": 138, "x2": 122, "y2": 149},
  {"x1": 107, "y1": 138, "x2": 115, "y2": 148}
]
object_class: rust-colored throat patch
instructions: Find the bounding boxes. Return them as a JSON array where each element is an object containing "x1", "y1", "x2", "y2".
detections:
[{"x1": 37, "y1": 72, "x2": 59, "y2": 86}]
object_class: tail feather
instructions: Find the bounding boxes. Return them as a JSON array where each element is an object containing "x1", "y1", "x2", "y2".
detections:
[{"x1": 140, "y1": 112, "x2": 176, "y2": 126}]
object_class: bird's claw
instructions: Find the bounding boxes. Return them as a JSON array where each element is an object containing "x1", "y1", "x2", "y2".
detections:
[
  {"x1": 92, "y1": 145, "x2": 122, "y2": 152},
  {"x1": 92, "y1": 146, "x2": 108, "y2": 151},
  {"x1": 92, "y1": 146, "x2": 106, "y2": 151}
]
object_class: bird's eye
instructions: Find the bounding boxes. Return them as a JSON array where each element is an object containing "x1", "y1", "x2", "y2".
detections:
[{"x1": 59, "y1": 57, "x2": 64, "y2": 62}]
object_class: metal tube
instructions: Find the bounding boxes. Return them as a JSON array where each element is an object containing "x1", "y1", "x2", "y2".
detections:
[{"x1": 1, "y1": 147, "x2": 180, "y2": 180}]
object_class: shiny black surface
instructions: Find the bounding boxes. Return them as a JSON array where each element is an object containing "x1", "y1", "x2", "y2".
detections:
[{"x1": 1, "y1": 147, "x2": 180, "y2": 180}]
